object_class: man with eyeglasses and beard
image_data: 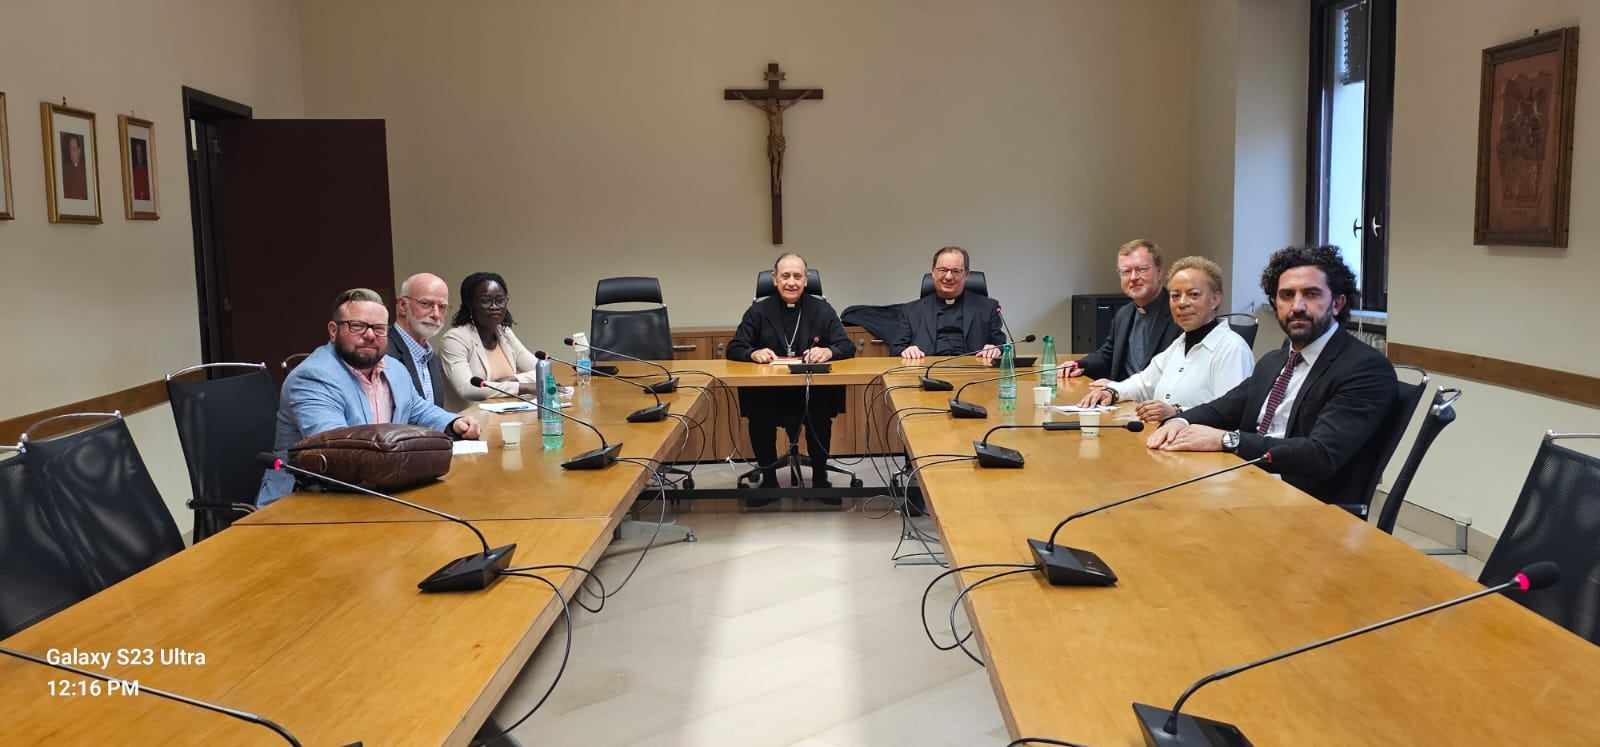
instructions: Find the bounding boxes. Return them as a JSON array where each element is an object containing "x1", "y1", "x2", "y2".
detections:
[
  {"x1": 257, "y1": 288, "x2": 480, "y2": 506},
  {"x1": 1145, "y1": 245, "x2": 1396, "y2": 512},
  {"x1": 390, "y1": 272, "x2": 451, "y2": 405}
]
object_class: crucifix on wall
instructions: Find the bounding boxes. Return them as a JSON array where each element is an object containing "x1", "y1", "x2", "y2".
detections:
[{"x1": 724, "y1": 63, "x2": 824, "y2": 245}]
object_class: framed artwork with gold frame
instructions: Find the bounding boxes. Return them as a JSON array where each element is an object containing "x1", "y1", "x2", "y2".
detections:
[
  {"x1": 1474, "y1": 27, "x2": 1579, "y2": 247},
  {"x1": 41, "y1": 101, "x2": 103, "y2": 224},
  {"x1": 0, "y1": 92, "x2": 14, "y2": 220},
  {"x1": 119, "y1": 114, "x2": 160, "y2": 220}
]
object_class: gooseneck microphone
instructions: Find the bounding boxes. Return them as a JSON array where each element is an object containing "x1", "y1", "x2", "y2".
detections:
[
  {"x1": 1133, "y1": 561, "x2": 1562, "y2": 746},
  {"x1": 565, "y1": 337, "x2": 679, "y2": 394},
  {"x1": 535, "y1": 351, "x2": 669, "y2": 423},
  {"x1": 258, "y1": 453, "x2": 515, "y2": 592},
  {"x1": 0, "y1": 645, "x2": 345, "y2": 746},
  {"x1": 974, "y1": 421, "x2": 1146, "y2": 468},
  {"x1": 471, "y1": 376, "x2": 622, "y2": 470},
  {"x1": 1029, "y1": 452, "x2": 1275, "y2": 586},
  {"x1": 946, "y1": 366, "x2": 1042, "y2": 418},
  {"x1": 919, "y1": 334, "x2": 1037, "y2": 391}
]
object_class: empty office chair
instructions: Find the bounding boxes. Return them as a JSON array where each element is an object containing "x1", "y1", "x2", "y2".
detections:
[
  {"x1": 22, "y1": 412, "x2": 185, "y2": 591},
  {"x1": 590, "y1": 276, "x2": 674, "y2": 361},
  {"x1": 1338, "y1": 365, "x2": 1429, "y2": 520},
  {"x1": 1478, "y1": 432, "x2": 1600, "y2": 645},
  {"x1": 282, "y1": 352, "x2": 311, "y2": 374},
  {"x1": 754, "y1": 267, "x2": 824, "y2": 301},
  {"x1": 167, "y1": 363, "x2": 278, "y2": 542},
  {"x1": 1373, "y1": 387, "x2": 1462, "y2": 536},
  {"x1": 1217, "y1": 312, "x2": 1259, "y2": 347},
  {"x1": 918, "y1": 270, "x2": 989, "y2": 298},
  {"x1": 0, "y1": 445, "x2": 98, "y2": 638}
]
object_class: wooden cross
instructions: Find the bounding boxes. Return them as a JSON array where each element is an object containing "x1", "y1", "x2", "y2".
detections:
[{"x1": 724, "y1": 63, "x2": 824, "y2": 245}]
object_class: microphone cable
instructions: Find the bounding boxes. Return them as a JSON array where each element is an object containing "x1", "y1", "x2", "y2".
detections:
[
  {"x1": 919, "y1": 562, "x2": 1037, "y2": 666},
  {"x1": 470, "y1": 569, "x2": 573, "y2": 747}
]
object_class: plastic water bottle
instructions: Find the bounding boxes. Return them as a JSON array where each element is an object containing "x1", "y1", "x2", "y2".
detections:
[
  {"x1": 573, "y1": 332, "x2": 592, "y2": 387},
  {"x1": 998, "y1": 343, "x2": 1017, "y2": 411},
  {"x1": 539, "y1": 358, "x2": 563, "y2": 450},
  {"x1": 1039, "y1": 335, "x2": 1058, "y2": 392}
]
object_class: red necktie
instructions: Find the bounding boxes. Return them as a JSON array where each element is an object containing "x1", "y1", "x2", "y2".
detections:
[{"x1": 1257, "y1": 351, "x2": 1303, "y2": 435}]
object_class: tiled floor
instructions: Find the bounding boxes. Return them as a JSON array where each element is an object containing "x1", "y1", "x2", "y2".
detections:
[{"x1": 487, "y1": 461, "x2": 1484, "y2": 746}]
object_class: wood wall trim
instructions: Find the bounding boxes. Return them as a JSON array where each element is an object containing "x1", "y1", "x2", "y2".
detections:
[
  {"x1": 1388, "y1": 343, "x2": 1600, "y2": 408},
  {"x1": 0, "y1": 371, "x2": 203, "y2": 445}
]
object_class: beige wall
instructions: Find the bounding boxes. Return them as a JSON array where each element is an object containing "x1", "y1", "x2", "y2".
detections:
[
  {"x1": 1387, "y1": 0, "x2": 1599, "y2": 537},
  {"x1": 297, "y1": 0, "x2": 1194, "y2": 350},
  {"x1": 0, "y1": 0, "x2": 305, "y2": 528}
]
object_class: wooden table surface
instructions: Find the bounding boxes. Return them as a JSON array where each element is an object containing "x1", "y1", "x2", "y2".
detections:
[
  {"x1": 0, "y1": 519, "x2": 611, "y2": 746},
  {"x1": 889, "y1": 377, "x2": 1600, "y2": 746}
]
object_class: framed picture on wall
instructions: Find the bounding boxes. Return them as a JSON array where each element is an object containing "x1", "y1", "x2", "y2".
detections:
[
  {"x1": 1474, "y1": 27, "x2": 1579, "y2": 248},
  {"x1": 40, "y1": 101, "x2": 102, "y2": 224},
  {"x1": 0, "y1": 93, "x2": 14, "y2": 220},
  {"x1": 119, "y1": 114, "x2": 160, "y2": 220}
]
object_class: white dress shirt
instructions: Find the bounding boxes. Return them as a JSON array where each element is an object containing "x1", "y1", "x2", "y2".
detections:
[
  {"x1": 1111, "y1": 321, "x2": 1254, "y2": 409},
  {"x1": 1256, "y1": 320, "x2": 1339, "y2": 438}
]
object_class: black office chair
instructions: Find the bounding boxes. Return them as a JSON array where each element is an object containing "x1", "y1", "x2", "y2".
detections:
[
  {"x1": 167, "y1": 363, "x2": 278, "y2": 543},
  {"x1": 754, "y1": 268, "x2": 824, "y2": 301},
  {"x1": 282, "y1": 352, "x2": 311, "y2": 374},
  {"x1": 1338, "y1": 364, "x2": 1429, "y2": 520},
  {"x1": 590, "y1": 276, "x2": 674, "y2": 361},
  {"x1": 1477, "y1": 432, "x2": 1600, "y2": 645},
  {"x1": 1372, "y1": 387, "x2": 1462, "y2": 535},
  {"x1": 918, "y1": 270, "x2": 989, "y2": 298},
  {"x1": 0, "y1": 445, "x2": 98, "y2": 638},
  {"x1": 1217, "y1": 312, "x2": 1259, "y2": 347},
  {"x1": 22, "y1": 412, "x2": 185, "y2": 592}
]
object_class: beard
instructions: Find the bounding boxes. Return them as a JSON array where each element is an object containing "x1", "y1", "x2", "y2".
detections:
[
  {"x1": 412, "y1": 317, "x2": 443, "y2": 338},
  {"x1": 336, "y1": 341, "x2": 385, "y2": 370},
  {"x1": 1279, "y1": 309, "x2": 1335, "y2": 346}
]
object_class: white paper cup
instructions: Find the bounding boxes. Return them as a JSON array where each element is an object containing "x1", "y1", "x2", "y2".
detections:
[
  {"x1": 1032, "y1": 386, "x2": 1053, "y2": 408},
  {"x1": 1080, "y1": 409, "x2": 1102, "y2": 438},
  {"x1": 500, "y1": 421, "x2": 522, "y2": 449}
]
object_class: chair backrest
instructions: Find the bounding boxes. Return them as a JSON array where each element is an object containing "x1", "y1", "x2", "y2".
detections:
[
  {"x1": 1218, "y1": 312, "x2": 1259, "y2": 347},
  {"x1": 1479, "y1": 432, "x2": 1600, "y2": 645},
  {"x1": 282, "y1": 352, "x2": 311, "y2": 374},
  {"x1": 1349, "y1": 365, "x2": 1429, "y2": 517},
  {"x1": 755, "y1": 268, "x2": 824, "y2": 301},
  {"x1": 1373, "y1": 387, "x2": 1461, "y2": 534},
  {"x1": 0, "y1": 447, "x2": 98, "y2": 638},
  {"x1": 590, "y1": 277, "x2": 673, "y2": 361},
  {"x1": 22, "y1": 414, "x2": 184, "y2": 591},
  {"x1": 919, "y1": 270, "x2": 989, "y2": 298},
  {"x1": 166, "y1": 364, "x2": 278, "y2": 542}
]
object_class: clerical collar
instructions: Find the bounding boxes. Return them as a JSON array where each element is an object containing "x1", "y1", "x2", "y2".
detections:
[
  {"x1": 785, "y1": 302, "x2": 798, "y2": 309},
  {"x1": 942, "y1": 294, "x2": 962, "y2": 306},
  {"x1": 1183, "y1": 319, "x2": 1221, "y2": 352}
]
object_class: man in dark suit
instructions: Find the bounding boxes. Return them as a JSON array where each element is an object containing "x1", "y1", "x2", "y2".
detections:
[
  {"x1": 388, "y1": 272, "x2": 450, "y2": 407},
  {"x1": 892, "y1": 246, "x2": 1006, "y2": 361},
  {"x1": 1146, "y1": 245, "x2": 1396, "y2": 510},
  {"x1": 1064, "y1": 239, "x2": 1181, "y2": 381}
]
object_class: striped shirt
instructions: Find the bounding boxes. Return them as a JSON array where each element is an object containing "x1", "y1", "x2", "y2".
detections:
[
  {"x1": 342, "y1": 358, "x2": 394, "y2": 424},
  {"x1": 395, "y1": 329, "x2": 438, "y2": 404}
]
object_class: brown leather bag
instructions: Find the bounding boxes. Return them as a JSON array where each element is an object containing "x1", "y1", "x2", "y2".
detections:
[{"x1": 288, "y1": 423, "x2": 453, "y2": 492}]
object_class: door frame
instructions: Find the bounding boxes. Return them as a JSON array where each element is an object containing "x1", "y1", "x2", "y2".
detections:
[{"x1": 182, "y1": 86, "x2": 252, "y2": 365}]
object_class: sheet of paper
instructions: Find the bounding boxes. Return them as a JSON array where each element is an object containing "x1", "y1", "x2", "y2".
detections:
[
  {"x1": 478, "y1": 402, "x2": 535, "y2": 414},
  {"x1": 1049, "y1": 405, "x2": 1119, "y2": 414},
  {"x1": 452, "y1": 440, "x2": 489, "y2": 455}
]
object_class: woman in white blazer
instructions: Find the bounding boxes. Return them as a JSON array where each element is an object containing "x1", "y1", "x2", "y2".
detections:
[
  {"x1": 1078, "y1": 256, "x2": 1254, "y2": 422},
  {"x1": 439, "y1": 272, "x2": 541, "y2": 412}
]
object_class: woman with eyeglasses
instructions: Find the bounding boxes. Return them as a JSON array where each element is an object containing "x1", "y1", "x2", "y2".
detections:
[{"x1": 440, "y1": 272, "x2": 542, "y2": 411}]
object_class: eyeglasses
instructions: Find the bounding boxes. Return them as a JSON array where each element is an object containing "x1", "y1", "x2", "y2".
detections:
[
  {"x1": 475, "y1": 296, "x2": 509, "y2": 309},
  {"x1": 932, "y1": 267, "x2": 967, "y2": 277},
  {"x1": 404, "y1": 296, "x2": 449, "y2": 313},
  {"x1": 335, "y1": 320, "x2": 390, "y2": 336},
  {"x1": 1117, "y1": 265, "x2": 1155, "y2": 279}
]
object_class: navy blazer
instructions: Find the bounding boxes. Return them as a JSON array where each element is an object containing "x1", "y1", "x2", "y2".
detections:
[
  {"x1": 1075, "y1": 297, "x2": 1181, "y2": 380},
  {"x1": 891, "y1": 292, "x2": 1006, "y2": 356},
  {"x1": 1178, "y1": 327, "x2": 1396, "y2": 508}
]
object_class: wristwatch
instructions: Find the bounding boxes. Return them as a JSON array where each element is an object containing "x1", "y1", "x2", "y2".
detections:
[{"x1": 1221, "y1": 430, "x2": 1241, "y2": 453}]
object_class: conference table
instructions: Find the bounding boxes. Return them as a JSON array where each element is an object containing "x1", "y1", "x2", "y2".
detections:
[{"x1": 3, "y1": 358, "x2": 1596, "y2": 746}]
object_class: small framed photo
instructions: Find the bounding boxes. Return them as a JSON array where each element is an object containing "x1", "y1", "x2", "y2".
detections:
[
  {"x1": 119, "y1": 114, "x2": 160, "y2": 220},
  {"x1": 0, "y1": 93, "x2": 14, "y2": 220},
  {"x1": 40, "y1": 101, "x2": 102, "y2": 224}
]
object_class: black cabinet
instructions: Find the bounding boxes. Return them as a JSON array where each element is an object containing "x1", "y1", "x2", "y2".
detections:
[{"x1": 1070, "y1": 293, "x2": 1132, "y2": 353}]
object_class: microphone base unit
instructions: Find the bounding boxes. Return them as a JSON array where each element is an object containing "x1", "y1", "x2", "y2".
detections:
[
  {"x1": 561, "y1": 442, "x2": 624, "y2": 470},
  {"x1": 643, "y1": 377, "x2": 679, "y2": 394},
  {"x1": 1028, "y1": 538, "x2": 1118, "y2": 586},
  {"x1": 627, "y1": 403, "x2": 670, "y2": 423},
  {"x1": 787, "y1": 363, "x2": 832, "y2": 374},
  {"x1": 919, "y1": 375, "x2": 954, "y2": 392},
  {"x1": 949, "y1": 399, "x2": 988, "y2": 419},
  {"x1": 1132, "y1": 703, "x2": 1254, "y2": 746},
  {"x1": 974, "y1": 440, "x2": 1025, "y2": 468},
  {"x1": 417, "y1": 543, "x2": 518, "y2": 593}
]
